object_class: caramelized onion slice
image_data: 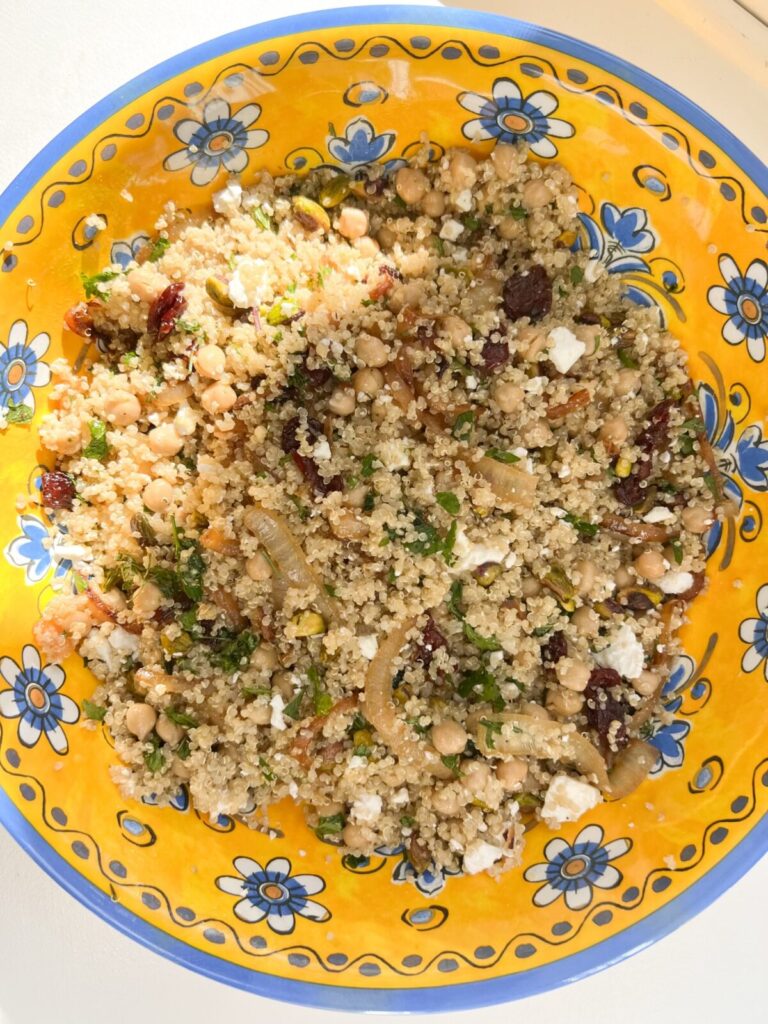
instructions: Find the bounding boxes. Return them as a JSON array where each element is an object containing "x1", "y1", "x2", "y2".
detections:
[
  {"x1": 460, "y1": 455, "x2": 538, "y2": 509},
  {"x1": 606, "y1": 739, "x2": 658, "y2": 799}
]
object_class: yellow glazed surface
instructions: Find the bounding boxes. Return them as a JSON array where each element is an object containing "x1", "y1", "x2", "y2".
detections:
[{"x1": 0, "y1": 8, "x2": 765, "y2": 1010}]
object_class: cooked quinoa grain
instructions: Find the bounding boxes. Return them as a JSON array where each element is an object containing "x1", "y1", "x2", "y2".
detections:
[{"x1": 34, "y1": 144, "x2": 716, "y2": 880}]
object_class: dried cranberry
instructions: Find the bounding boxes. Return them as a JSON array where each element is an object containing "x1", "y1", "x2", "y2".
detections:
[
  {"x1": 584, "y1": 667, "x2": 631, "y2": 749},
  {"x1": 480, "y1": 336, "x2": 511, "y2": 373},
  {"x1": 281, "y1": 416, "x2": 342, "y2": 495},
  {"x1": 380, "y1": 264, "x2": 404, "y2": 282},
  {"x1": 303, "y1": 360, "x2": 334, "y2": 390},
  {"x1": 147, "y1": 282, "x2": 187, "y2": 339},
  {"x1": 621, "y1": 590, "x2": 656, "y2": 613},
  {"x1": 575, "y1": 310, "x2": 601, "y2": 325},
  {"x1": 502, "y1": 265, "x2": 552, "y2": 322},
  {"x1": 63, "y1": 302, "x2": 94, "y2": 338},
  {"x1": 612, "y1": 474, "x2": 646, "y2": 507},
  {"x1": 636, "y1": 398, "x2": 674, "y2": 455},
  {"x1": 41, "y1": 470, "x2": 76, "y2": 510},
  {"x1": 415, "y1": 615, "x2": 447, "y2": 667},
  {"x1": 541, "y1": 630, "x2": 567, "y2": 664}
]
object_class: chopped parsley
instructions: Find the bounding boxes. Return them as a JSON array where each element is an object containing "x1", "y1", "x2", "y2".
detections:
[
  {"x1": 569, "y1": 265, "x2": 584, "y2": 286},
  {"x1": 82, "y1": 699, "x2": 106, "y2": 721},
  {"x1": 315, "y1": 813, "x2": 345, "y2": 839},
  {"x1": 82, "y1": 418, "x2": 109, "y2": 461},
  {"x1": 479, "y1": 718, "x2": 503, "y2": 749},
  {"x1": 485, "y1": 447, "x2": 520, "y2": 464},
  {"x1": 436, "y1": 491, "x2": 460, "y2": 516},
  {"x1": 563, "y1": 512, "x2": 599, "y2": 539},
  {"x1": 175, "y1": 737, "x2": 191, "y2": 760},
  {"x1": 164, "y1": 707, "x2": 199, "y2": 728},
  {"x1": 671, "y1": 539, "x2": 684, "y2": 565},
  {"x1": 507, "y1": 205, "x2": 528, "y2": 220},
  {"x1": 283, "y1": 689, "x2": 306, "y2": 720},
  {"x1": 80, "y1": 269, "x2": 120, "y2": 298},
  {"x1": 448, "y1": 579, "x2": 464, "y2": 620},
  {"x1": 363, "y1": 490, "x2": 376, "y2": 513},
  {"x1": 463, "y1": 621, "x2": 502, "y2": 652},
  {"x1": 440, "y1": 754, "x2": 462, "y2": 777},
  {"x1": 259, "y1": 757, "x2": 276, "y2": 782},
  {"x1": 617, "y1": 347, "x2": 639, "y2": 370},
  {"x1": 451, "y1": 409, "x2": 475, "y2": 440},
  {"x1": 143, "y1": 735, "x2": 166, "y2": 774},
  {"x1": 457, "y1": 667, "x2": 504, "y2": 711},
  {"x1": 360, "y1": 453, "x2": 378, "y2": 478},
  {"x1": 5, "y1": 399, "x2": 33, "y2": 424},
  {"x1": 289, "y1": 494, "x2": 310, "y2": 522},
  {"x1": 147, "y1": 237, "x2": 170, "y2": 262},
  {"x1": 208, "y1": 630, "x2": 258, "y2": 672},
  {"x1": 251, "y1": 205, "x2": 276, "y2": 232}
]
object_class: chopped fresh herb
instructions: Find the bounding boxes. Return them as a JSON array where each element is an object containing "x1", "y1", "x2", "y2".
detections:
[
  {"x1": 259, "y1": 756, "x2": 276, "y2": 782},
  {"x1": 283, "y1": 688, "x2": 306, "y2": 720},
  {"x1": 209, "y1": 630, "x2": 259, "y2": 673},
  {"x1": 463, "y1": 621, "x2": 502, "y2": 652},
  {"x1": 251, "y1": 205, "x2": 275, "y2": 232},
  {"x1": 679, "y1": 435, "x2": 695, "y2": 457},
  {"x1": 147, "y1": 237, "x2": 170, "y2": 262},
  {"x1": 681, "y1": 417, "x2": 705, "y2": 433},
  {"x1": 265, "y1": 298, "x2": 299, "y2": 326},
  {"x1": 516, "y1": 793, "x2": 543, "y2": 811},
  {"x1": 387, "y1": 567, "x2": 397, "y2": 584},
  {"x1": 309, "y1": 664, "x2": 333, "y2": 716},
  {"x1": 360, "y1": 453, "x2": 378, "y2": 478},
  {"x1": 569, "y1": 265, "x2": 584, "y2": 286},
  {"x1": 324, "y1": 583, "x2": 338, "y2": 598},
  {"x1": 120, "y1": 351, "x2": 139, "y2": 368},
  {"x1": 451, "y1": 409, "x2": 475, "y2": 440},
  {"x1": 83, "y1": 419, "x2": 109, "y2": 461},
  {"x1": 563, "y1": 512, "x2": 599, "y2": 539},
  {"x1": 617, "y1": 347, "x2": 639, "y2": 369},
  {"x1": 164, "y1": 707, "x2": 199, "y2": 728},
  {"x1": 479, "y1": 718, "x2": 503, "y2": 749},
  {"x1": 671, "y1": 539, "x2": 684, "y2": 565},
  {"x1": 462, "y1": 213, "x2": 481, "y2": 231},
  {"x1": 103, "y1": 554, "x2": 142, "y2": 593},
  {"x1": 440, "y1": 754, "x2": 463, "y2": 777},
  {"x1": 448, "y1": 580, "x2": 464, "y2": 620},
  {"x1": 175, "y1": 318, "x2": 203, "y2": 335},
  {"x1": 400, "y1": 815, "x2": 416, "y2": 827},
  {"x1": 131, "y1": 512, "x2": 157, "y2": 546},
  {"x1": 433, "y1": 236, "x2": 446, "y2": 257},
  {"x1": 458, "y1": 667, "x2": 504, "y2": 711},
  {"x1": 436, "y1": 491, "x2": 460, "y2": 516},
  {"x1": 315, "y1": 813, "x2": 345, "y2": 839},
  {"x1": 360, "y1": 298, "x2": 376, "y2": 307},
  {"x1": 312, "y1": 266, "x2": 332, "y2": 289},
  {"x1": 507, "y1": 205, "x2": 528, "y2": 220},
  {"x1": 242, "y1": 685, "x2": 271, "y2": 698},
  {"x1": 363, "y1": 490, "x2": 375, "y2": 513},
  {"x1": 177, "y1": 548, "x2": 205, "y2": 602},
  {"x1": 82, "y1": 699, "x2": 106, "y2": 721},
  {"x1": 405, "y1": 511, "x2": 445, "y2": 558},
  {"x1": 72, "y1": 572, "x2": 88, "y2": 594},
  {"x1": 175, "y1": 737, "x2": 191, "y2": 760},
  {"x1": 147, "y1": 566, "x2": 181, "y2": 599},
  {"x1": 485, "y1": 447, "x2": 520, "y2": 464},
  {"x1": 5, "y1": 399, "x2": 33, "y2": 424},
  {"x1": 80, "y1": 269, "x2": 120, "y2": 299},
  {"x1": 393, "y1": 194, "x2": 407, "y2": 210},
  {"x1": 143, "y1": 735, "x2": 165, "y2": 773},
  {"x1": 703, "y1": 472, "x2": 718, "y2": 497},
  {"x1": 532, "y1": 623, "x2": 555, "y2": 637},
  {"x1": 289, "y1": 494, "x2": 310, "y2": 521},
  {"x1": 406, "y1": 715, "x2": 430, "y2": 737},
  {"x1": 443, "y1": 520, "x2": 458, "y2": 565}
]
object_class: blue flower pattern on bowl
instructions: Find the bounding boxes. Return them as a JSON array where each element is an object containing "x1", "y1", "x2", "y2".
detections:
[
  {"x1": 164, "y1": 98, "x2": 268, "y2": 186},
  {"x1": 4, "y1": 514, "x2": 72, "y2": 585},
  {"x1": 739, "y1": 584, "x2": 768, "y2": 681},
  {"x1": 216, "y1": 855, "x2": 329, "y2": 934},
  {"x1": 707, "y1": 255, "x2": 768, "y2": 363},
  {"x1": 458, "y1": 76, "x2": 574, "y2": 157},
  {"x1": 0, "y1": 320, "x2": 51, "y2": 415},
  {"x1": 0, "y1": 644, "x2": 79, "y2": 754},
  {"x1": 645, "y1": 655, "x2": 694, "y2": 776},
  {"x1": 523, "y1": 825, "x2": 630, "y2": 911},
  {"x1": 110, "y1": 232, "x2": 151, "y2": 269},
  {"x1": 327, "y1": 117, "x2": 397, "y2": 171}
]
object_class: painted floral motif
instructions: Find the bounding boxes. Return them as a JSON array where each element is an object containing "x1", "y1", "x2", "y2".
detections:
[
  {"x1": 342, "y1": 843, "x2": 462, "y2": 895},
  {"x1": 0, "y1": 645, "x2": 78, "y2": 754},
  {"x1": 110, "y1": 232, "x2": 150, "y2": 269},
  {"x1": 524, "y1": 824, "x2": 631, "y2": 910},
  {"x1": 644, "y1": 655, "x2": 693, "y2": 775},
  {"x1": 458, "y1": 76, "x2": 574, "y2": 157},
  {"x1": 216, "y1": 856, "x2": 329, "y2": 934},
  {"x1": 326, "y1": 116, "x2": 396, "y2": 170},
  {"x1": 0, "y1": 320, "x2": 51, "y2": 415},
  {"x1": 707, "y1": 255, "x2": 768, "y2": 362},
  {"x1": 164, "y1": 98, "x2": 268, "y2": 186},
  {"x1": 699, "y1": 381, "x2": 768, "y2": 555},
  {"x1": 4, "y1": 514, "x2": 72, "y2": 585},
  {"x1": 739, "y1": 584, "x2": 768, "y2": 681}
]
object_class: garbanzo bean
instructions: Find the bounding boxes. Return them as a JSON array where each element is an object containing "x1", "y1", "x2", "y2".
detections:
[
  {"x1": 431, "y1": 719, "x2": 468, "y2": 756},
  {"x1": 337, "y1": 206, "x2": 369, "y2": 240},
  {"x1": 201, "y1": 382, "x2": 237, "y2": 415},
  {"x1": 682, "y1": 505, "x2": 714, "y2": 534},
  {"x1": 125, "y1": 702, "x2": 157, "y2": 741},
  {"x1": 394, "y1": 167, "x2": 428, "y2": 205},
  {"x1": 148, "y1": 424, "x2": 183, "y2": 456},
  {"x1": 352, "y1": 368, "x2": 384, "y2": 397},
  {"x1": 142, "y1": 478, "x2": 173, "y2": 513},
  {"x1": 104, "y1": 390, "x2": 141, "y2": 427},
  {"x1": 355, "y1": 334, "x2": 389, "y2": 368},
  {"x1": 195, "y1": 344, "x2": 226, "y2": 379}
]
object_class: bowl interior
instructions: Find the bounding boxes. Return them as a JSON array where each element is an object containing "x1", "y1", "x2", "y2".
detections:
[{"x1": 0, "y1": 6, "x2": 766, "y2": 1012}]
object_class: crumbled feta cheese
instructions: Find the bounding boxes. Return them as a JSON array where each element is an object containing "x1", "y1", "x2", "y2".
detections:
[
  {"x1": 547, "y1": 326, "x2": 586, "y2": 373},
  {"x1": 174, "y1": 405, "x2": 198, "y2": 437},
  {"x1": 558, "y1": 464, "x2": 571, "y2": 479},
  {"x1": 288, "y1": 781, "x2": 299, "y2": 799},
  {"x1": 212, "y1": 181, "x2": 243, "y2": 217},
  {"x1": 522, "y1": 375, "x2": 547, "y2": 395},
  {"x1": 541, "y1": 774, "x2": 602, "y2": 827},
  {"x1": 658, "y1": 570, "x2": 694, "y2": 594},
  {"x1": 465, "y1": 375, "x2": 478, "y2": 390},
  {"x1": 358, "y1": 635, "x2": 378, "y2": 660},
  {"x1": 583, "y1": 258, "x2": 602, "y2": 283},
  {"x1": 391, "y1": 788, "x2": 410, "y2": 807},
  {"x1": 462, "y1": 839, "x2": 504, "y2": 875},
  {"x1": 643, "y1": 505, "x2": 675, "y2": 524},
  {"x1": 488, "y1": 650, "x2": 505, "y2": 667},
  {"x1": 348, "y1": 756, "x2": 367, "y2": 770},
  {"x1": 450, "y1": 529, "x2": 510, "y2": 574},
  {"x1": 227, "y1": 257, "x2": 272, "y2": 308},
  {"x1": 350, "y1": 793, "x2": 382, "y2": 823},
  {"x1": 109, "y1": 626, "x2": 140, "y2": 659},
  {"x1": 439, "y1": 218, "x2": 464, "y2": 242},
  {"x1": 313, "y1": 439, "x2": 332, "y2": 462},
  {"x1": 269, "y1": 693, "x2": 286, "y2": 731},
  {"x1": 378, "y1": 440, "x2": 410, "y2": 470},
  {"x1": 594, "y1": 622, "x2": 644, "y2": 679},
  {"x1": 455, "y1": 189, "x2": 473, "y2": 212}
]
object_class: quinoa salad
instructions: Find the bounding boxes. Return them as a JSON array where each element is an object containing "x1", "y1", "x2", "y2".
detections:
[{"x1": 33, "y1": 144, "x2": 719, "y2": 880}]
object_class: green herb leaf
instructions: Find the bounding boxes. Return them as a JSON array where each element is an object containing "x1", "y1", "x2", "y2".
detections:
[
  {"x1": 671, "y1": 539, "x2": 684, "y2": 565},
  {"x1": 532, "y1": 623, "x2": 555, "y2": 637},
  {"x1": 251, "y1": 205, "x2": 276, "y2": 232},
  {"x1": 563, "y1": 512, "x2": 599, "y2": 539},
  {"x1": 6, "y1": 400, "x2": 33, "y2": 424},
  {"x1": 679, "y1": 435, "x2": 695, "y2": 457},
  {"x1": 83, "y1": 419, "x2": 109, "y2": 461},
  {"x1": 461, "y1": 214, "x2": 481, "y2": 231},
  {"x1": 363, "y1": 490, "x2": 375, "y2": 513},
  {"x1": 442, "y1": 520, "x2": 458, "y2": 565},
  {"x1": 400, "y1": 815, "x2": 416, "y2": 827},
  {"x1": 360, "y1": 453, "x2": 378, "y2": 478},
  {"x1": 405, "y1": 512, "x2": 445, "y2": 558},
  {"x1": 448, "y1": 580, "x2": 464, "y2": 620},
  {"x1": 82, "y1": 699, "x2": 106, "y2": 721},
  {"x1": 131, "y1": 512, "x2": 157, "y2": 546},
  {"x1": 315, "y1": 813, "x2": 345, "y2": 839},
  {"x1": 209, "y1": 630, "x2": 259, "y2": 673},
  {"x1": 309, "y1": 663, "x2": 333, "y2": 716},
  {"x1": 451, "y1": 409, "x2": 475, "y2": 440},
  {"x1": 479, "y1": 718, "x2": 503, "y2": 749},
  {"x1": 617, "y1": 347, "x2": 639, "y2": 370},
  {"x1": 440, "y1": 754, "x2": 463, "y2": 777},
  {"x1": 103, "y1": 553, "x2": 143, "y2": 593},
  {"x1": 146, "y1": 566, "x2": 180, "y2": 599},
  {"x1": 164, "y1": 707, "x2": 199, "y2": 728},
  {"x1": 283, "y1": 688, "x2": 306, "y2": 720},
  {"x1": 177, "y1": 549, "x2": 205, "y2": 602},
  {"x1": 72, "y1": 572, "x2": 88, "y2": 594},
  {"x1": 80, "y1": 269, "x2": 120, "y2": 299},
  {"x1": 507, "y1": 205, "x2": 528, "y2": 220},
  {"x1": 120, "y1": 351, "x2": 139, "y2": 368},
  {"x1": 463, "y1": 621, "x2": 502, "y2": 652},
  {"x1": 485, "y1": 447, "x2": 520, "y2": 464},
  {"x1": 569, "y1": 265, "x2": 585, "y2": 286},
  {"x1": 433, "y1": 236, "x2": 446, "y2": 257},
  {"x1": 324, "y1": 583, "x2": 338, "y2": 598},
  {"x1": 175, "y1": 318, "x2": 203, "y2": 335},
  {"x1": 259, "y1": 756, "x2": 276, "y2": 781},
  {"x1": 289, "y1": 494, "x2": 310, "y2": 522},
  {"x1": 703, "y1": 472, "x2": 718, "y2": 497},
  {"x1": 242, "y1": 685, "x2": 271, "y2": 698},
  {"x1": 143, "y1": 736, "x2": 166, "y2": 774},
  {"x1": 147, "y1": 237, "x2": 170, "y2": 262},
  {"x1": 681, "y1": 417, "x2": 705, "y2": 433},
  {"x1": 457, "y1": 668, "x2": 504, "y2": 712},
  {"x1": 176, "y1": 737, "x2": 191, "y2": 760},
  {"x1": 436, "y1": 491, "x2": 460, "y2": 516}
]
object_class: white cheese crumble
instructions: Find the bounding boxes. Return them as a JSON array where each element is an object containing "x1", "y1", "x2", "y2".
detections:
[
  {"x1": 313, "y1": 439, "x2": 332, "y2": 462},
  {"x1": 212, "y1": 181, "x2": 243, "y2": 217},
  {"x1": 350, "y1": 793, "x2": 382, "y2": 823},
  {"x1": 522, "y1": 375, "x2": 547, "y2": 395},
  {"x1": 594, "y1": 623, "x2": 644, "y2": 680},
  {"x1": 348, "y1": 756, "x2": 367, "y2": 770},
  {"x1": 465, "y1": 375, "x2": 478, "y2": 390},
  {"x1": 455, "y1": 189, "x2": 473, "y2": 212},
  {"x1": 269, "y1": 693, "x2": 287, "y2": 731},
  {"x1": 462, "y1": 839, "x2": 504, "y2": 875},
  {"x1": 391, "y1": 788, "x2": 410, "y2": 807},
  {"x1": 358, "y1": 635, "x2": 378, "y2": 660},
  {"x1": 450, "y1": 529, "x2": 510, "y2": 574},
  {"x1": 378, "y1": 439, "x2": 410, "y2": 470},
  {"x1": 658, "y1": 570, "x2": 694, "y2": 594},
  {"x1": 541, "y1": 775, "x2": 602, "y2": 827},
  {"x1": 439, "y1": 218, "x2": 464, "y2": 242},
  {"x1": 643, "y1": 505, "x2": 675, "y2": 524},
  {"x1": 547, "y1": 326, "x2": 586, "y2": 374}
]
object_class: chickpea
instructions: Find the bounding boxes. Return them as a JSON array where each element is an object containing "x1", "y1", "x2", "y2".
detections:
[
  {"x1": 431, "y1": 785, "x2": 464, "y2": 815},
  {"x1": 555, "y1": 658, "x2": 591, "y2": 692},
  {"x1": 104, "y1": 390, "x2": 141, "y2": 427},
  {"x1": 521, "y1": 576, "x2": 541, "y2": 598},
  {"x1": 421, "y1": 190, "x2": 445, "y2": 218},
  {"x1": 431, "y1": 719, "x2": 468, "y2": 756},
  {"x1": 352, "y1": 368, "x2": 384, "y2": 397},
  {"x1": 547, "y1": 684, "x2": 586, "y2": 716},
  {"x1": 353, "y1": 235, "x2": 380, "y2": 259},
  {"x1": 195, "y1": 344, "x2": 226, "y2": 379},
  {"x1": 336, "y1": 206, "x2": 369, "y2": 240},
  {"x1": 439, "y1": 315, "x2": 472, "y2": 349},
  {"x1": 249, "y1": 702, "x2": 272, "y2": 725},
  {"x1": 575, "y1": 324, "x2": 601, "y2": 357},
  {"x1": 271, "y1": 671, "x2": 295, "y2": 701},
  {"x1": 615, "y1": 566, "x2": 635, "y2": 589},
  {"x1": 574, "y1": 558, "x2": 597, "y2": 596},
  {"x1": 355, "y1": 334, "x2": 389, "y2": 368},
  {"x1": 682, "y1": 505, "x2": 714, "y2": 534},
  {"x1": 125, "y1": 702, "x2": 157, "y2": 741},
  {"x1": 342, "y1": 822, "x2": 371, "y2": 851},
  {"x1": 377, "y1": 225, "x2": 396, "y2": 249},
  {"x1": 142, "y1": 478, "x2": 174, "y2": 513},
  {"x1": 492, "y1": 380, "x2": 524, "y2": 413},
  {"x1": 633, "y1": 669, "x2": 660, "y2": 697},
  {"x1": 394, "y1": 167, "x2": 429, "y2": 205},
  {"x1": 201, "y1": 382, "x2": 237, "y2": 415},
  {"x1": 461, "y1": 760, "x2": 491, "y2": 797},
  {"x1": 497, "y1": 215, "x2": 523, "y2": 240},
  {"x1": 571, "y1": 605, "x2": 600, "y2": 636},
  {"x1": 389, "y1": 280, "x2": 424, "y2": 313},
  {"x1": 521, "y1": 178, "x2": 551, "y2": 210},
  {"x1": 634, "y1": 548, "x2": 668, "y2": 581},
  {"x1": 517, "y1": 324, "x2": 547, "y2": 361},
  {"x1": 600, "y1": 416, "x2": 628, "y2": 448},
  {"x1": 156, "y1": 714, "x2": 184, "y2": 746},
  {"x1": 148, "y1": 424, "x2": 183, "y2": 456},
  {"x1": 132, "y1": 581, "x2": 163, "y2": 617},
  {"x1": 246, "y1": 552, "x2": 273, "y2": 582},
  {"x1": 615, "y1": 368, "x2": 640, "y2": 396},
  {"x1": 491, "y1": 143, "x2": 519, "y2": 181},
  {"x1": 101, "y1": 589, "x2": 127, "y2": 613},
  {"x1": 495, "y1": 757, "x2": 527, "y2": 790},
  {"x1": 328, "y1": 386, "x2": 356, "y2": 417},
  {"x1": 449, "y1": 150, "x2": 477, "y2": 190},
  {"x1": 252, "y1": 644, "x2": 279, "y2": 672}
]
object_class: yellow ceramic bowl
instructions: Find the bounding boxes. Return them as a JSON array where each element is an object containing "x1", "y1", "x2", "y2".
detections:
[{"x1": 0, "y1": 6, "x2": 766, "y2": 1011}]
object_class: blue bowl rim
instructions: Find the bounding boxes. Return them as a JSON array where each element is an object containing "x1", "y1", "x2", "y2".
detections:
[{"x1": 0, "y1": 4, "x2": 765, "y2": 1013}]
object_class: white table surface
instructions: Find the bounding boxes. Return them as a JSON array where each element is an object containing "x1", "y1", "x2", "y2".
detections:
[{"x1": 1, "y1": 2, "x2": 766, "y2": 1022}]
